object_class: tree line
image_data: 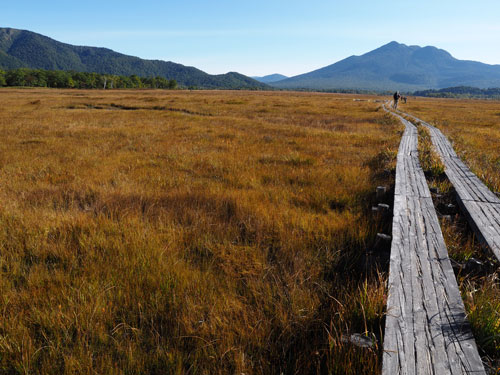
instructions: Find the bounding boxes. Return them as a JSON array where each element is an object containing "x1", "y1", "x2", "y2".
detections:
[
  {"x1": 413, "y1": 86, "x2": 500, "y2": 99},
  {"x1": 0, "y1": 68, "x2": 178, "y2": 89}
]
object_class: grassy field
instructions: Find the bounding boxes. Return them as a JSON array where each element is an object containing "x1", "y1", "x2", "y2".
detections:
[
  {"x1": 404, "y1": 97, "x2": 500, "y2": 193},
  {"x1": 0, "y1": 89, "x2": 401, "y2": 374}
]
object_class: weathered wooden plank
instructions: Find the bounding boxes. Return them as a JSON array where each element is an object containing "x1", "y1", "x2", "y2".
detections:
[
  {"x1": 382, "y1": 106, "x2": 485, "y2": 375},
  {"x1": 399, "y1": 110, "x2": 500, "y2": 262}
]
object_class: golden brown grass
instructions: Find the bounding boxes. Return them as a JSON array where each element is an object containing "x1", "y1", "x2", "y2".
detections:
[
  {"x1": 403, "y1": 97, "x2": 500, "y2": 192},
  {"x1": 0, "y1": 89, "x2": 400, "y2": 374},
  {"x1": 417, "y1": 125, "x2": 445, "y2": 180},
  {"x1": 441, "y1": 215, "x2": 500, "y2": 372}
]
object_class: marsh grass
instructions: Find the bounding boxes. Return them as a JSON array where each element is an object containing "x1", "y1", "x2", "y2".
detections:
[
  {"x1": 405, "y1": 97, "x2": 500, "y2": 193},
  {"x1": 0, "y1": 89, "x2": 400, "y2": 374},
  {"x1": 441, "y1": 212, "x2": 500, "y2": 372},
  {"x1": 417, "y1": 125, "x2": 445, "y2": 179}
]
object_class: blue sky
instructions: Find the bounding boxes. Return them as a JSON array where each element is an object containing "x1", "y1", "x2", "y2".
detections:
[{"x1": 2, "y1": 1, "x2": 499, "y2": 76}]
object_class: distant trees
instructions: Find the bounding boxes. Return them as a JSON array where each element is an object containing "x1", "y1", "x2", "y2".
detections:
[
  {"x1": 47, "y1": 71, "x2": 75, "y2": 88},
  {"x1": 0, "y1": 68, "x2": 178, "y2": 90},
  {"x1": 5, "y1": 69, "x2": 29, "y2": 86},
  {"x1": 4, "y1": 69, "x2": 74, "y2": 87},
  {"x1": 414, "y1": 86, "x2": 500, "y2": 99},
  {"x1": 140, "y1": 76, "x2": 178, "y2": 89}
]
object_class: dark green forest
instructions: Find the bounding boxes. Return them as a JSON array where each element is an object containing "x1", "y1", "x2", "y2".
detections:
[
  {"x1": 0, "y1": 68, "x2": 177, "y2": 89},
  {"x1": 413, "y1": 86, "x2": 500, "y2": 99}
]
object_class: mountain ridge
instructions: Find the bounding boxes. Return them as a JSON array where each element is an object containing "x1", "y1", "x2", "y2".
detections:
[
  {"x1": 3, "y1": 29, "x2": 500, "y2": 92},
  {"x1": 272, "y1": 41, "x2": 500, "y2": 91},
  {"x1": 0, "y1": 27, "x2": 269, "y2": 89}
]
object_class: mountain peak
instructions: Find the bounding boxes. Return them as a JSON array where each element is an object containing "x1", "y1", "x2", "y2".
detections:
[
  {"x1": 385, "y1": 41, "x2": 403, "y2": 47},
  {"x1": 378, "y1": 41, "x2": 407, "y2": 50},
  {"x1": 0, "y1": 27, "x2": 21, "y2": 35},
  {"x1": 0, "y1": 27, "x2": 23, "y2": 51},
  {"x1": 365, "y1": 41, "x2": 413, "y2": 57}
]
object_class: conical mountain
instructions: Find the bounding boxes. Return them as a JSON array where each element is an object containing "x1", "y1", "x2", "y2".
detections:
[{"x1": 272, "y1": 41, "x2": 500, "y2": 91}]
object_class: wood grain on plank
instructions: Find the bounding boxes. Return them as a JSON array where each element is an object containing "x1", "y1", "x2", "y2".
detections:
[{"x1": 382, "y1": 107, "x2": 485, "y2": 374}]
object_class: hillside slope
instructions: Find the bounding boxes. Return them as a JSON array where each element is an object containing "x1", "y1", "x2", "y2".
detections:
[{"x1": 0, "y1": 27, "x2": 268, "y2": 89}]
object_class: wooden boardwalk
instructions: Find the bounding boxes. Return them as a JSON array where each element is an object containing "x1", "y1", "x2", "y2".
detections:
[
  {"x1": 400, "y1": 111, "x2": 500, "y2": 263},
  {"x1": 382, "y1": 109, "x2": 485, "y2": 374}
]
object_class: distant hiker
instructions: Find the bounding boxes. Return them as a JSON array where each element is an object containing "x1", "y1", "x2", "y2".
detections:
[{"x1": 393, "y1": 91, "x2": 401, "y2": 109}]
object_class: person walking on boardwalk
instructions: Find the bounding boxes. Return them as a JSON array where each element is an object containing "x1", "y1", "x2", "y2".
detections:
[{"x1": 393, "y1": 91, "x2": 401, "y2": 109}]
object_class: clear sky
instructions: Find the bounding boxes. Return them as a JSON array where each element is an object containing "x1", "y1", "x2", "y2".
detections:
[{"x1": 2, "y1": 1, "x2": 499, "y2": 77}]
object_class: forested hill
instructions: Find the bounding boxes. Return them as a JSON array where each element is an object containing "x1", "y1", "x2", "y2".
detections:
[{"x1": 0, "y1": 27, "x2": 269, "y2": 89}]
